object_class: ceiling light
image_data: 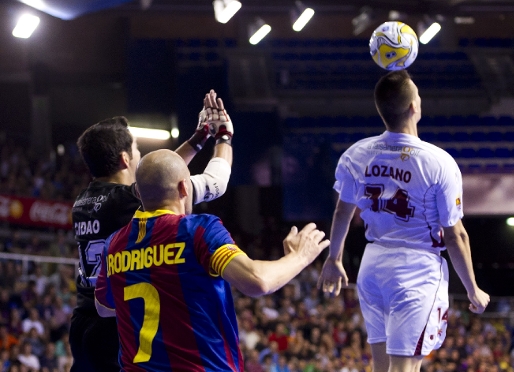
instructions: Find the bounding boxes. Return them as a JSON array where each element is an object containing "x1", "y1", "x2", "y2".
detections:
[
  {"x1": 213, "y1": 0, "x2": 241, "y2": 24},
  {"x1": 419, "y1": 22, "x2": 441, "y2": 44},
  {"x1": 12, "y1": 14, "x2": 40, "y2": 38},
  {"x1": 291, "y1": 1, "x2": 314, "y2": 32},
  {"x1": 249, "y1": 18, "x2": 271, "y2": 45},
  {"x1": 352, "y1": 6, "x2": 373, "y2": 36},
  {"x1": 388, "y1": 10, "x2": 407, "y2": 21},
  {"x1": 129, "y1": 127, "x2": 170, "y2": 140},
  {"x1": 454, "y1": 16, "x2": 475, "y2": 24},
  {"x1": 507, "y1": 217, "x2": 514, "y2": 226}
]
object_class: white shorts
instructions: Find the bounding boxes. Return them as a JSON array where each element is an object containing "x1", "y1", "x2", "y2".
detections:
[{"x1": 357, "y1": 243, "x2": 449, "y2": 356}]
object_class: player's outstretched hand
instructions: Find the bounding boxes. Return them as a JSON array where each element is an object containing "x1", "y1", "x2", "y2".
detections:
[
  {"x1": 468, "y1": 287, "x2": 490, "y2": 314},
  {"x1": 187, "y1": 90, "x2": 216, "y2": 152},
  {"x1": 317, "y1": 257, "x2": 349, "y2": 296},
  {"x1": 204, "y1": 89, "x2": 234, "y2": 140},
  {"x1": 283, "y1": 223, "x2": 329, "y2": 264}
]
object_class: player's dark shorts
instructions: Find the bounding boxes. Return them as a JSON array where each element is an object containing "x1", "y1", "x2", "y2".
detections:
[{"x1": 69, "y1": 290, "x2": 120, "y2": 372}]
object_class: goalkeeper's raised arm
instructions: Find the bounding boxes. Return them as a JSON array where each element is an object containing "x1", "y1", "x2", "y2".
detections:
[{"x1": 186, "y1": 90, "x2": 234, "y2": 204}]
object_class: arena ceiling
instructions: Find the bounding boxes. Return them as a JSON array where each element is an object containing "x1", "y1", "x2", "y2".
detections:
[{"x1": 9, "y1": 0, "x2": 514, "y2": 20}]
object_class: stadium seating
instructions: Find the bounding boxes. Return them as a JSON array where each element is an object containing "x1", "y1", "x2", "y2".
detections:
[{"x1": 285, "y1": 115, "x2": 514, "y2": 174}]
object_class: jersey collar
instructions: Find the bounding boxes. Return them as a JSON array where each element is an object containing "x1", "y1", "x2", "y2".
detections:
[
  {"x1": 134, "y1": 209, "x2": 176, "y2": 219},
  {"x1": 382, "y1": 130, "x2": 421, "y2": 141}
]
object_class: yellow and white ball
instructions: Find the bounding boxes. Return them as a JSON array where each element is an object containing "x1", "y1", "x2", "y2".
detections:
[{"x1": 370, "y1": 21, "x2": 419, "y2": 70}]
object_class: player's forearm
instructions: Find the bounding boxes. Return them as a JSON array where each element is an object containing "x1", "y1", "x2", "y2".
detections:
[
  {"x1": 213, "y1": 143, "x2": 232, "y2": 166},
  {"x1": 175, "y1": 142, "x2": 197, "y2": 165},
  {"x1": 444, "y1": 226, "x2": 478, "y2": 294},
  {"x1": 244, "y1": 252, "x2": 311, "y2": 296},
  {"x1": 329, "y1": 201, "x2": 355, "y2": 261}
]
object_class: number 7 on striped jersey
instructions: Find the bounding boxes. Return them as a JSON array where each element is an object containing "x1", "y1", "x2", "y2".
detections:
[{"x1": 124, "y1": 283, "x2": 160, "y2": 363}]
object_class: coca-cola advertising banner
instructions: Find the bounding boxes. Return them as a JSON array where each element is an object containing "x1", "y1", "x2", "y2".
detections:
[{"x1": 0, "y1": 194, "x2": 73, "y2": 229}]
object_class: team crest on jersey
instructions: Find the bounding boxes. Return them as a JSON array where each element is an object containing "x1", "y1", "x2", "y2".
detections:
[{"x1": 456, "y1": 197, "x2": 461, "y2": 208}]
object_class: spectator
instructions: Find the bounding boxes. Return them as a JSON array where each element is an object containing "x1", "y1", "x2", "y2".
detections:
[
  {"x1": 239, "y1": 319, "x2": 261, "y2": 351},
  {"x1": 4, "y1": 262, "x2": 18, "y2": 291},
  {"x1": 0, "y1": 326, "x2": 18, "y2": 352},
  {"x1": 0, "y1": 349, "x2": 11, "y2": 372},
  {"x1": 20, "y1": 282, "x2": 38, "y2": 311},
  {"x1": 21, "y1": 309, "x2": 44, "y2": 337},
  {"x1": 9, "y1": 310, "x2": 23, "y2": 337},
  {"x1": 17, "y1": 342, "x2": 39, "y2": 371},
  {"x1": 28, "y1": 267, "x2": 48, "y2": 298},
  {"x1": 270, "y1": 355, "x2": 290, "y2": 372},
  {"x1": 8, "y1": 344, "x2": 20, "y2": 368},
  {"x1": 57, "y1": 340, "x2": 72, "y2": 372},
  {"x1": 24, "y1": 328, "x2": 45, "y2": 358},
  {"x1": 245, "y1": 349, "x2": 265, "y2": 372},
  {"x1": 38, "y1": 343, "x2": 58, "y2": 372},
  {"x1": 48, "y1": 298, "x2": 69, "y2": 342},
  {"x1": 0, "y1": 289, "x2": 12, "y2": 323},
  {"x1": 36, "y1": 296, "x2": 53, "y2": 324},
  {"x1": 268, "y1": 323, "x2": 289, "y2": 352},
  {"x1": 259, "y1": 341, "x2": 280, "y2": 366}
]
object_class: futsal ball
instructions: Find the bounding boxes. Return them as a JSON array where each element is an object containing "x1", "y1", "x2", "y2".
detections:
[{"x1": 369, "y1": 21, "x2": 419, "y2": 71}]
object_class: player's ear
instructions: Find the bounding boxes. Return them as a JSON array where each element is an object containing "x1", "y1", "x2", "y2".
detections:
[
  {"x1": 119, "y1": 151, "x2": 130, "y2": 170},
  {"x1": 409, "y1": 100, "x2": 419, "y2": 115},
  {"x1": 178, "y1": 179, "x2": 189, "y2": 198}
]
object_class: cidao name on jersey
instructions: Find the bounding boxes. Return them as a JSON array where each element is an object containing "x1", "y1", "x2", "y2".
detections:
[
  {"x1": 107, "y1": 243, "x2": 186, "y2": 277},
  {"x1": 75, "y1": 220, "x2": 100, "y2": 236}
]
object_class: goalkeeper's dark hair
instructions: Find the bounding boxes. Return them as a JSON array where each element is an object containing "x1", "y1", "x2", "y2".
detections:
[
  {"x1": 374, "y1": 70, "x2": 415, "y2": 131},
  {"x1": 77, "y1": 116, "x2": 134, "y2": 178}
]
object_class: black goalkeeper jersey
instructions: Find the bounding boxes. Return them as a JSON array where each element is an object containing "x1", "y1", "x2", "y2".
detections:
[{"x1": 72, "y1": 181, "x2": 141, "y2": 304}]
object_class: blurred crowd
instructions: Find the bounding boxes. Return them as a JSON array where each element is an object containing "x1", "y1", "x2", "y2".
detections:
[
  {"x1": 234, "y1": 262, "x2": 514, "y2": 372},
  {"x1": 0, "y1": 231, "x2": 76, "y2": 372},
  {"x1": 0, "y1": 137, "x2": 89, "y2": 201},
  {"x1": 0, "y1": 230, "x2": 511, "y2": 371}
]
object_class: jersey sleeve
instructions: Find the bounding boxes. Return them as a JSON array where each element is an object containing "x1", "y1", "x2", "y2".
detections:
[
  {"x1": 333, "y1": 154, "x2": 358, "y2": 204},
  {"x1": 436, "y1": 158, "x2": 464, "y2": 227},
  {"x1": 94, "y1": 233, "x2": 115, "y2": 310},
  {"x1": 192, "y1": 215, "x2": 246, "y2": 277}
]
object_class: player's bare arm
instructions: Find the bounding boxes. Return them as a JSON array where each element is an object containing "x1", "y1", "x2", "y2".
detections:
[
  {"x1": 443, "y1": 220, "x2": 490, "y2": 314},
  {"x1": 318, "y1": 199, "x2": 356, "y2": 296},
  {"x1": 222, "y1": 223, "x2": 329, "y2": 297},
  {"x1": 175, "y1": 89, "x2": 217, "y2": 164}
]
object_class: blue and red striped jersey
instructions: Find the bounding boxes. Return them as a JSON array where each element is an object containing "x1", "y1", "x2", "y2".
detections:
[{"x1": 95, "y1": 210, "x2": 246, "y2": 372}]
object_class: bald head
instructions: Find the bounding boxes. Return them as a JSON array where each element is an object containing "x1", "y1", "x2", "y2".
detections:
[{"x1": 136, "y1": 150, "x2": 190, "y2": 210}]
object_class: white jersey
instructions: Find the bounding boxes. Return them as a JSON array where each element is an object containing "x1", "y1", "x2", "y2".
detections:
[{"x1": 334, "y1": 131, "x2": 463, "y2": 252}]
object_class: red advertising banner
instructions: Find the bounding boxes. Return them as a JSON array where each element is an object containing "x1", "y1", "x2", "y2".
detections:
[{"x1": 0, "y1": 194, "x2": 73, "y2": 229}]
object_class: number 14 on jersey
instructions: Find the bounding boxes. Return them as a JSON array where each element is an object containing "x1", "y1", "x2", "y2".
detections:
[{"x1": 365, "y1": 184, "x2": 415, "y2": 221}]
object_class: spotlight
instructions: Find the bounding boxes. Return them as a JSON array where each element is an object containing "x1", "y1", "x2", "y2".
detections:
[
  {"x1": 419, "y1": 22, "x2": 441, "y2": 44},
  {"x1": 171, "y1": 128, "x2": 179, "y2": 139},
  {"x1": 506, "y1": 217, "x2": 514, "y2": 226},
  {"x1": 248, "y1": 18, "x2": 271, "y2": 45},
  {"x1": 418, "y1": 16, "x2": 441, "y2": 44},
  {"x1": 291, "y1": 1, "x2": 314, "y2": 32},
  {"x1": 454, "y1": 16, "x2": 475, "y2": 24},
  {"x1": 129, "y1": 127, "x2": 170, "y2": 140},
  {"x1": 12, "y1": 14, "x2": 40, "y2": 39},
  {"x1": 213, "y1": 0, "x2": 241, "y2": 24},
  {"x1": 352, "y1": 6, "x2": 373, "y2": 36},
  {"x1": 388, "y1": 10, "x2": 407, "y2": 21}
]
